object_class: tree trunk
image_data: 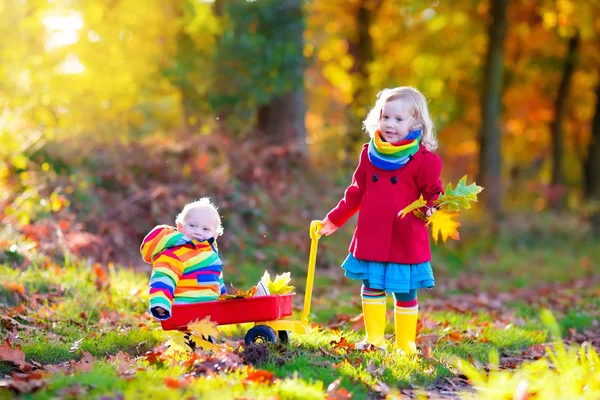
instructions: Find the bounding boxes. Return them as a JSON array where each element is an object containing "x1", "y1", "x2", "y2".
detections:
[
  {"x1": 257, "y1": 90, "x2": 307, "y2": 153},
  {"x1": 345, "y1": 0, "x2": 382, "y2": 162},
  {"x1": 549, "y1": 32, "x2": 580, "y2": 208},
  {"x1": 255, "y1": 0, "x2": 307, "y2": 154},
  {"x1": 477, "y1": 0, "x2": 508, "y2": 217},
  {"x1": 584, "y1": 81, "x2": 600, "y2": 236}
]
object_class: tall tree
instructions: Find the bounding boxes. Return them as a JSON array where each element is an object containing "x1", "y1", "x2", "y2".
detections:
[
  {"x1": 584, "y1": 81, "x2": 600, "y2": 236},
  {"x1": 477, "y1": 0, "x2": 509, "y2": 217},
  {"x1": 212, "y1": 0, "x2": 307, "y2": 153},
  {"x1": 345, "y1": 0, "x2": 383, "y2": 160},
  {"x1": 256, "y1": 0, "x2": 306, "y2": 153},
  {"x1": 549, "y1": 31, "x2": 580, "y2": 207}
]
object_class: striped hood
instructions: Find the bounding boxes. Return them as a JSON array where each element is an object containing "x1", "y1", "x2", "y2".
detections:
[{"x1": 140, "y1": 225, "x2": 193, "y2": 264}]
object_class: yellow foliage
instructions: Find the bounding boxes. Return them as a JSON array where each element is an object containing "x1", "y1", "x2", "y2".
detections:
[
  {"x1": 218, "y1": 286, "x2": 257, "y2": 300},
  {"x1": 260, "y1": 271, "x2": 294, "y2": 295},
  {"x1": 398, "y1": 195, "x2": 427, "y2": 219},
  {"x1": 186, "y1": 317, "x2": 221, "y2": 352},
  {"x1": 455, "y1": 310, "x2": 600, "y2": 399},
  {"x1": 426, "y1": 210, "x2": 461, "y2": 243}
]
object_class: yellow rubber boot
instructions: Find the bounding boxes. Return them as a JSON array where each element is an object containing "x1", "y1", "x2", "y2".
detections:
[
  {"x1": 358, "y1": 298, "x2": 387, "y2": 350},
  {"x1": 395, "y1": 305, "x2": 418, "y2": 354}
]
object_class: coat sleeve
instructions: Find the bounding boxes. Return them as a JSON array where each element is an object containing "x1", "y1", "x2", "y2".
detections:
[
  {"x1": 148, "y1": 252, "x2": 183, "y2": 320},
  {"x1": 417, "y1": 151, "x2": 444, "y2": 208},
  {"x1": 218, "y1": 271, "x2": 227, "y2": 295},
  {"x1": 326, "y1": 145, "x2": 368, "y2": 227}
]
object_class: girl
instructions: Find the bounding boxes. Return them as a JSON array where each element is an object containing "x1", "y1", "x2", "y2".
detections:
[{"x1": 319, "y1": 87, "x2": 443, "y2": 353}]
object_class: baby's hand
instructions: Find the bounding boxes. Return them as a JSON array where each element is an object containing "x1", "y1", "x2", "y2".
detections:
[
  {"x1": 153, "y1": 307, "x2": 167, "y2": 317},
  {"x1": 318, "y1": 217, "x2": 339, "y2": 236}
]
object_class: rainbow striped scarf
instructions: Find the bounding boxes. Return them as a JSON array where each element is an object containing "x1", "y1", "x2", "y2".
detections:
[{"x1": 367, "y1": 129, "x2": 421, "y2": 171}]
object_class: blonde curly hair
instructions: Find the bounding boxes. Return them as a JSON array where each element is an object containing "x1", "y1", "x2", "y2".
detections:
[
  {"x1": 175, "y1": 197, "x2": 224, "y2": 236},
  {"x1": 362, "y1": 86, "x2": 438, "y2": 151}
]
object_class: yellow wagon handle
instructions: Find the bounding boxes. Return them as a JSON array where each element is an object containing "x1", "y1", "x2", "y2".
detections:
[{"x1": 301, "y1": 220, "x2": 322, "y2": 327}]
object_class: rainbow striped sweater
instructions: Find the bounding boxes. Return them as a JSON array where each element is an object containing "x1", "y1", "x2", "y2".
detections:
[{"x1": 141, "y1": 225, "x2": 226, "y2": 320}]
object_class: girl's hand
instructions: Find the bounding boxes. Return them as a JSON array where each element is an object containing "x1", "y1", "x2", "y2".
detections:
[
  {"x1": 426, "y1": 207, "x2": 437, "y2": 217},
  {"x1": 318, "y1": 217, "x2": 339, "y2": 236}
]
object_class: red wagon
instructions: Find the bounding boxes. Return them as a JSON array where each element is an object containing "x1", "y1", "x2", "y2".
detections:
[{"x1": 158, "y1": 221, "x2": 322, "y2": 345}]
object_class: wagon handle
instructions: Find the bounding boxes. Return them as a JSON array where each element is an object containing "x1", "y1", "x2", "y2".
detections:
[{"x1": 301, "y1": 220, "x2": 322, "y2": 327}]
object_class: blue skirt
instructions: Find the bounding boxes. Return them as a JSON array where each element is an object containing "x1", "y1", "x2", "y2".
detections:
[{"x1": 341, "y1": 253, "x2": 435, "y2": 293}]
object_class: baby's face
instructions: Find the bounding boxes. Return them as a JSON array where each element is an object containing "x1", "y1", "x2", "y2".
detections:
[{"x1": 178, "y1": 207, "x2": 220, "y2": 241}]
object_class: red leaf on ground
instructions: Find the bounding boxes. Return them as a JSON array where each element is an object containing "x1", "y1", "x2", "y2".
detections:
[
  {"x1": 145, "y1": 349, "x2": 164, "y2": 365},
  {"x1": 0, "y1": 371, "x2": 46, "y2": 394},
  {"x1": 71, "y1": 352, "x2": 94, "y2": 373},
  {"x1": 3, "y1": 282, "x2": 26, "y2": 294},
  {"x1": 164, "y1": 376, "x2": 191, "y2": 388},
  {"x1": 330, "y1": 336, "x2": 355, "y2": 350},
  {"x1": 243, "y1": 369, "x2": 275, "y2": 385},
  {"x1": 93, "y1": 264, "x2": 110, "y2": 291},
  {"x1": 421, "y1": 345, "x2": 435, "y2": 359},
  {"x1": 326, "y1": 378, "x2": 353, "y2": 399},
  {"x1": 0, "y1": 339, "x2": 29, "y2": 369}
]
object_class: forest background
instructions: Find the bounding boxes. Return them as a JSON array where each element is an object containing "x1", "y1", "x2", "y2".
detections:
[{"x1": 1, "y1": 0, "x2": 599, "y2": 398}]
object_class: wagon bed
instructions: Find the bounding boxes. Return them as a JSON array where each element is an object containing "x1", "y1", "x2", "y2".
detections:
[{"x1": 160, "y1": 293, "x2": 294, "y2": 331}]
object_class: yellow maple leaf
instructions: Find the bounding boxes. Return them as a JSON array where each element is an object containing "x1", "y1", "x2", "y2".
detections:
[
  {"x1": 188, "y1": 336, "x2": 222, "y2": 352},
  {"x1": 165, "y1": 332, "x2": 192, "y2": 353},
  {"x1": 187, "y1": 316, "x2": 221, "y2": 352},
  {"x1": 398, "y1": 195, "x2": 427, "y2": 218},
  {"x1": 188, "y1": 316, "x2": 219, "y2": 339},
  {"x1": 426, "y1": 210, "x2": 461, "y2": 243},
  {"x1": 261, "y1": 271, "x2": 294, "y2": 295}
]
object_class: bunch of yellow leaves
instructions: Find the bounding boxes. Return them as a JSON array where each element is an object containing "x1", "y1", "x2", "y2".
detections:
[
  {"x1": 260, "y1": 271, "x2": 294, "y2": 295},
  {"x1": 166, "y1": 316, "x2": 220, "y2": 352},
  {"x1": 218, "y1": 286, "x2": 257, "y2": 300},
  {"x1": 398, "y1": 175, "x2": 483, "y2": 243}
]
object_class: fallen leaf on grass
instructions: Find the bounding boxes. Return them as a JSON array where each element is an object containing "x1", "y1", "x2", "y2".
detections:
[
  {"x1": 366, "y1": 360, "x2": 384, "y2": 377},
  {"x1": 243, "y1": 369, "x2": 275, "y2": 385},
  {"x1": 93, "y1": 263, "x2": 110, "y2": 291},
  {"x1": 329, "y1": 336, "x2": 355, "y2": 350},
  {"x1": 164, "y1": 376, "x2": 192, "y2": 388},
  {"x1": 144, "y1": 349, "x2": 165, "y2": 365},
  {"x1": 0, "y1": 339, "x2": 29, "y2": 369},
  {"x1": 3, "y1": 282, "x2": 26, "y2": 294},
  {"x1": 467, "y1": 354, "x2": 484, "y2": 370},
  {"x1": 188, "y1": 317, "x2": 219, "y2": 340},
  {"x1": 326, "y1": 378, "x2": 352, "y2": 400},
  {"x1": 416, "y1": 333, "x2": 440, "y2": 346},
  {"x1": 421, "y1": 345, "x2": 435, "y2": 359},
  {"x1": 57, "y1": 384, "x2": 88, "y2": 398},
  {"x1": 371, "y1": 380, "x2": 390, "y2": 396},
  {"x1": 0, "y1": 371, "x2": 46, "y2": 394},
  {"x1": 71, "y1": 352, "x2": 94, "y2": 373}
]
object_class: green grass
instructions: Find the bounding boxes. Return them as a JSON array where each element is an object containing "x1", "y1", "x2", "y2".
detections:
[{"x1": 0, "y1": 225, "x2": 598, "y2": 399}]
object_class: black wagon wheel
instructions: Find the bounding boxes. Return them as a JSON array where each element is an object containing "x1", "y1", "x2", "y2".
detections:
[
  {"x1": 244, "y1": 325, "x2": 278, "y2": 345},
  {"x1": 278, "y1": 330, "x2": 291, "y2": 343}
]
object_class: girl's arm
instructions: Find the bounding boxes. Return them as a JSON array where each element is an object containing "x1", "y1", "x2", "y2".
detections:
[
  {"x1": 148, "y1": 254, "x2": 184, "y2": 320},
  {"x1": 325, "y1": 145, "x2": 368, "y2": 229},
  {"x1": 417, "y1": 152, "x2": 444, "y2": 209}
]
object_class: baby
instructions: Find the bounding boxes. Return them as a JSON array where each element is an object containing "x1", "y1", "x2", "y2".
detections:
[{"x1": 141, "y1": 198, "x2": 226, "y2": 320}]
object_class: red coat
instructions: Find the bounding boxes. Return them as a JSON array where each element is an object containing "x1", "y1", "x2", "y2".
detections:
[{"x1": 327, "y1": 144, "x2": 443, "y2": 264}]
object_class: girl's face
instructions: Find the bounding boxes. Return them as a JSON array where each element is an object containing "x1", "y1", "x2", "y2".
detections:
[
  {"x1": 178, "y1": 207, "x2": 220, "y2": 241},
  {"x1": 379, "y1": 99, "x2": 416, "y2": 143}
]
